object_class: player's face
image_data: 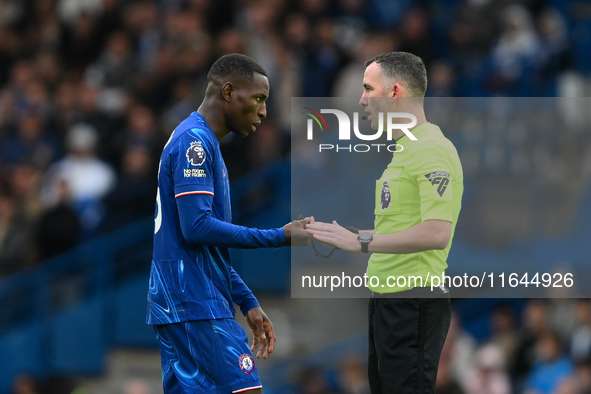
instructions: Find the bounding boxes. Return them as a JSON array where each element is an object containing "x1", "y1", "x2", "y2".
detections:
[
  {"x1": 228, "y1": 73, "x2": 269, "y2": 138},
  {"x1": 359, "y1": 62, "x2": 388, "y2": 130}
]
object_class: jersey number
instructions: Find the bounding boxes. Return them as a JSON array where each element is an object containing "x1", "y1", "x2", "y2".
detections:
[
  {"x1": 154, "y1": 187, "x2": 162, "y2": 234},
  {"x1": 154, "y1": 131, "x2": 176, "y2": 235},
  {"x1": 154, "y1": 158, "x2": 164, "y2": 234}
]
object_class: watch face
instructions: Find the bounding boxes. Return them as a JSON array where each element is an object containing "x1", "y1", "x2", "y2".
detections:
[{"x1": 358, "y1": 232, "x2": 373, "y2": 242}]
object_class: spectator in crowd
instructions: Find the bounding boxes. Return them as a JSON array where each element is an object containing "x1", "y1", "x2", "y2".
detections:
[
  {"x1": 427, "y1": 61, "x2": 458, "y2": 97},
  {"x1": 0, "y1": 110, "x2": 60, "y2": 167},
  {"x1": 523, "y1": 331, "x2": 574, "y2": 394},
  {"x1": 69, "y1": 83, "x2": 113, "y2": 145},
  {"x1": 436, "y1": 362, "x2": 465, "y2": 394},
  {"x1": 489, "y1": 4, "x2": 541, "y2": 95},
  {"x1": 338, "y1": 357, "x2": 370, "y2": 394},
  {"x1": 102, "y1": 144, "x2": 156, "y2": 232},
  {"x1": 465, "y1": 344, "x2": 512, "y2": 394},
  {"x1": 548, "y1": 298, "x2": 578, "y2": 343},
  {"x1": 332, "y1": 33, "x2": 397, "y2": 98},
  {"x1": 449, "y1": 0, "x2": 500, "y2": 58},
  {"x1": 35, "y1": 179, "x2": 80, "y2": 261},
  {"x1": 553, "y1": 361, "x2": 591, "y2": 394},
  {"x1": 489, "y1": 303, "x2": 520, "y2": 373},
  {"x1": 443, "y1": 311, "x2": 478, "y2": 392},
  {"x1": 124, "y1": 1, "x2": 161, "y2": 75},
  {"x1": 571, "y1": 300, "x2": 591, "y2": 363},
  {"x1": 398, "y1": 7, "x2": 434, "y2": 67},
  {"x1": 437, "y1": 330, "x2": 465, "y2": 394},
  {"x1": 534, "y1": 8, "x2": 574, "y2": 95},
  {"x1": 10, "y1": 373, "x2": 38, "y2": 394},
  {"x1": 512, "y1": 300, "x2": 551, "y2": 386},
  {"x1": 109, "y1": 103, "x2": 162, "y2": 168},
  {"x1": 85, "y1": 30, "x2": 137, "y2": 90},
  {"x1": 9, "y1": 162, "x2": 43, "y2": 221},
  {"x1": 122, "y1": 378, "x2": 152, "y2": 394},
  {"x1": 40, "y1": 123, "x2": 116, "y2": 235},
  {"x1": 297, "y1": 367, "x2": 337, "y2": 394},
  {"x1": 161, "y1": 78, "x2": 197, "y2": 135},
  {"x1": 572, "y1": 361, "x2": 591, "y2": 394},
  {"x1": 300, "y1": 18, "x2": 348, "y2": 97},
  {"x1": 60, "y1": 11, "x2": 103, "y2": 70},
  {"x1": 0, "y1": 187, "x2": 35, "y2": 276},
  {"x1": 366, "y1": 0, "x2": 413, "y2": 29}
]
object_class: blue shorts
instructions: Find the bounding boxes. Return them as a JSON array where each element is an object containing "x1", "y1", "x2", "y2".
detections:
[{"x1": 154, "y1": 319, "x2": 262, "y2": 394}]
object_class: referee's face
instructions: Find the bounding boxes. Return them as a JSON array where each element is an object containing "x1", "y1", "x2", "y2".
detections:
[
  {"x1": 360, "y1": 62, "x2": 388, "y2": 130},
  {"x1": 228, "y1": 73, "x2": 269, "y2": 138}
]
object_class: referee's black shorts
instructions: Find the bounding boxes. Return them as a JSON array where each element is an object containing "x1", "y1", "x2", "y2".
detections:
[{"x1": 368, "y1": 286, "x2": 451, "y2": 394}]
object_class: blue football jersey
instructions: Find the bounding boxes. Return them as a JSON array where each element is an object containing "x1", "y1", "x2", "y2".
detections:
[{"x1": 147, "y1": 112, "x2": 284, "y2": 325}]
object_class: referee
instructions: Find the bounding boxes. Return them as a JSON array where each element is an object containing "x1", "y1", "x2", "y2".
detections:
[{"x1": 306, "y1": 52, "x2": 464, "y2": 394}]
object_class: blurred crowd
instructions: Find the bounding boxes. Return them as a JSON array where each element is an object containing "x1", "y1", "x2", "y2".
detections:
[
  {"x1": 430, "y1": 99, "x2": 591, "y2": 246},
  {"x1": 286, "y1": 299, "x2": 591, "y2": 394},
  {"x1": 0, "y1": 0, "x2": 588, "y2": 277},
  {"x1": 436, "y1": 299, "x2": 591, "y2": 394}
]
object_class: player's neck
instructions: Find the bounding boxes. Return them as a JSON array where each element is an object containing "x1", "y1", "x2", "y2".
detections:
[{"x1": 197, "y1": 102, "x2": 230, "y2": 142}]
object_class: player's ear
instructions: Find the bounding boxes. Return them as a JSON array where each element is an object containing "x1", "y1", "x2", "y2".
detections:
[{"x1": 222, "y1": 82, "x2": 234, "y2": 102}]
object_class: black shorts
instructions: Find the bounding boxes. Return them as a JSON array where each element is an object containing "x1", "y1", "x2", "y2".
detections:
[{"x1": 368, "y1": 287, "x2": 451, "y2": 394}]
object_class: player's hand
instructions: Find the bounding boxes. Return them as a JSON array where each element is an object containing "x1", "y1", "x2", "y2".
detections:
[
  {"x1": 305, "y1": 220, "x2": 362, "y2": 253},
  {"x1": 283, "y1": 216, "x2": 314, "y2": 246},
  {"x1": 246, "y1": 306, "x2": 276, "y2": 359}
]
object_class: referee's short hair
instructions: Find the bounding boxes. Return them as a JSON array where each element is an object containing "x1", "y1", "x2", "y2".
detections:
[
  {"x1": 207, "y1": 54, "x2": 267, "y2": 83},
  {"x1": 365, "y1": 52, "x2": 427, "y2": 99}
]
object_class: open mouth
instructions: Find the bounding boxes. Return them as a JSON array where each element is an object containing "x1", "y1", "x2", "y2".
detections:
[{"x1": 252, "y1": 122, "x2": 261, "y2": 132}]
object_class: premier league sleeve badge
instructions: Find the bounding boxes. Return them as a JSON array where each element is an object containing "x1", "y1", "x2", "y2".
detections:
[{"x1": 186, "y1": 141, "x2": 206, "y2": 166}]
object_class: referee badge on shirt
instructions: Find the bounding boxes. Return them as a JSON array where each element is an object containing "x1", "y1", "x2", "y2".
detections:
[
  {"x1": 239, "y1": 354, "x2": 256, "y2": 374},
  {"x1": 425, "y1": 171, "x2": 451, "y2": 196},
  {"x1": 186, "y1": 140, "x2": 206, "y2": 166}
]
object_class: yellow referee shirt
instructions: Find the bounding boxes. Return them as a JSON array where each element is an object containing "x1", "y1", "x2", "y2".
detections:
[{"x1": 368, "y1": 122, "x2": 463, "y2": 293}]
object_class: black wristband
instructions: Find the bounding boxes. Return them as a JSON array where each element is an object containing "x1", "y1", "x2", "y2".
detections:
[{"x1": 345, "y1": 226, "x2": 359, "y2": 234}]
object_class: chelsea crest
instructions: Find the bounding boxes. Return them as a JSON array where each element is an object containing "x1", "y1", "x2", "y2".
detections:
[{"x1": 239, "y1": 354, "x2": 256, "y2": 374}]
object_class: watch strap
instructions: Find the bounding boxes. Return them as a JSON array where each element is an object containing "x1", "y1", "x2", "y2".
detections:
[{"x1": 361, "y1": 240, "x2": 369, "y2": 253}]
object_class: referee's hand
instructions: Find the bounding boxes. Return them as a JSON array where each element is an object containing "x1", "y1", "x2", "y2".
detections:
[
  {"x1": 246, "y1": 306, "x2": 276, "y2": 359},
  {"x1": 306, "y1": 220, "x2": 362, "y2": 253}
]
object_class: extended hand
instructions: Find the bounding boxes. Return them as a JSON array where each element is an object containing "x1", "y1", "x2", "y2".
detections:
[
  {"x1": 305, "y1": 220, "x2": 362, "y2": 253},
  {"x1": 246, "y1": 306, "x2": 276, "y2": 359},
  {"x1": 283, "y1": 216, "x2": 314, "y2": 246}
]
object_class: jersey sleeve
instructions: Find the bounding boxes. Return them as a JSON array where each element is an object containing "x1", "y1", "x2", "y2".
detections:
[
  {"x1": 230, "y1": 267, "x2": 260, "y2": 316},
  {"x1": 176, "y1": 193, "x2": 285, "y2": 248},
  {"x1": 407, "y1": 143, "x2": 455, "y2": 223},
  {"x1": 171, "y1": 128, "x2": 285, "y2": 248},
  {"x1": 171, "y1": 129, "x2": 215, "y2": 198}
]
